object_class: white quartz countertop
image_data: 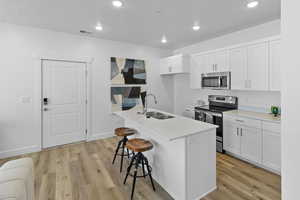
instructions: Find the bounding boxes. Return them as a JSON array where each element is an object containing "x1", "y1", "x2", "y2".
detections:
[
  {"x1": 113, "y1": 108, "x2": 218, "y2": 141},
  {"x1": 223, "y1": 110, "x2": 281, "y2": 123}
]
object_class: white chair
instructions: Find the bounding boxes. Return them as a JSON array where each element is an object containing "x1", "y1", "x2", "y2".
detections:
[{"x1": 0, "y1": 158, "x2": 34, "y2": 200}]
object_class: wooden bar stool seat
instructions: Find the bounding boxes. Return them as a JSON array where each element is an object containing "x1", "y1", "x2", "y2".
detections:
[
  {"x1": 115, "y1": 127, "x2": 137, "y2": 137},
  {"x1": 112, "y1": 127, "x2": 137, "y2": 172},
  {"x1": 125, "y1": 138, "x2": 153, "y2": 152},
  {"x1": 124, "y1": 138, "x2": 155, "y2": 200}
]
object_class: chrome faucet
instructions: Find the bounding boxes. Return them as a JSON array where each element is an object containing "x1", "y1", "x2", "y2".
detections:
[{"x1": 143, "y1": 93, "x2": 158, "y2": 114}]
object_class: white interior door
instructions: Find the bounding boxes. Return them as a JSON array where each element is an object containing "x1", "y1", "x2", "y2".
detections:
[{"x1": 42, "y1": 60, "x2": 87, "y2": 148}]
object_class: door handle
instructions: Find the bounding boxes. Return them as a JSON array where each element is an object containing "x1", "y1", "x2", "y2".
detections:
[
  {"x1": 43, "y1": 98, "x2": 49, "y2": 105},
  {"x1": 240, "y1": 128, "x2": 243, "y2": 136},
  {"x1": 43, "y1": 108, "x2": 49, "y2": 111}
]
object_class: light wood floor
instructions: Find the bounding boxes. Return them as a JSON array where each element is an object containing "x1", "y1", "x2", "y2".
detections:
[{"x1": 0, "y1": 137, "x2": 281, "y2": 200}]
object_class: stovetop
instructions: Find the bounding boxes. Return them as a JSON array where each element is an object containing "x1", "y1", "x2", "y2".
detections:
[{"x1": 195, "y1": 105, "x2": 236, "y2": 113}]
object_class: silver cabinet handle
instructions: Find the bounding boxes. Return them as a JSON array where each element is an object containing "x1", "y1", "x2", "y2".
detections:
[
  {"x1": 241, "y1": 128, "x2": 243, "y2": 136},
  {"x1": 43, "y1": 108, "x2": 49, "y2": 111},
  {"x1": 237, "y1": 128, "x2": 239, "y2": 136}
]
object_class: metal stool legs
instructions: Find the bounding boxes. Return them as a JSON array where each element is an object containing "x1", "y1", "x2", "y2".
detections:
[
  {"x1": 124, "y1": 152, "x2": 156, "y2": 200},
  {"x1": 112, "y1": 136, "x2": 129, "y2": 172}
]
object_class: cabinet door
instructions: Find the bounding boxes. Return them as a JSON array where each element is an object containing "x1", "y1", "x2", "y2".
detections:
[
  {"x1": 202, "y1": 54, "x2": 214, "y2": 73},
  {"x1": 229, "y1": 47, "x2": 247, "y2": 90},
  {"x1": 262, "y1": 130, "x2": 281, "y2": 172},
  {"x1": 269, "y1": 40, "x2": 281, "y2": 91},
  {"x1": 240, "y1": 126, "x2": 262, "y2": 163},
  {"x1": 190, "y1": 55, "x2": 205, "y2": 88},
  {"x1": 223, "y1": 119, "x2": 240, "y2": 155},
  {"x1": 247, "y1": 42, "x2": 269, "y2": 90},
  {"x1": 171, "y1": 55, "x2": 183, "y2": 73},
  {"x1": 160, "y1": 57, "x2": 172, "y2": 74},
  {"x1": 214, "y1": 50, "x2": 229, "y2": 72}
]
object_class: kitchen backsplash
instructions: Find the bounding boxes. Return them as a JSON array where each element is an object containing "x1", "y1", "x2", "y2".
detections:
[
  {"x1": 173, "y1": 74, "x2": 281, "y2": 115},
  {"x1": 200, "y1": 90, "x2": 279, "y2": 110}
]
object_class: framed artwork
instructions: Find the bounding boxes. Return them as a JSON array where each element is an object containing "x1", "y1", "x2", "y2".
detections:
[
  {"x1": 111, "y1": 86, "x2": 147, "y2": 112},
  {"x1": 111, "y1": 57, "x2": 146, "y2": 85}
]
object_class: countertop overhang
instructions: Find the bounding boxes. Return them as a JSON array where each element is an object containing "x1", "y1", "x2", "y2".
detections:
[{"x1": 113, "y1": 108, "x2": 218, "y2": 141}]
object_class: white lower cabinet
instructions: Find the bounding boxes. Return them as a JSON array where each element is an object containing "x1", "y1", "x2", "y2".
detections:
[
  {"x1": 262, "y1": 122, "x2": 281, "y2": 172},
  {"x1": 224, "y1": 115, "x2": 281, "y2": 174},
  {"x1": 223, "y1": 119, "x2": 240, "y2": 155},
  {"x1": 240, "y1": 126, "x2": 262, "y2": 163}
]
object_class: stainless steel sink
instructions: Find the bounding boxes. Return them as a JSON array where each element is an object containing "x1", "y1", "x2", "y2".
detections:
[{"x1": 146, "y1": 111, "x2": 175, "y2": 120}]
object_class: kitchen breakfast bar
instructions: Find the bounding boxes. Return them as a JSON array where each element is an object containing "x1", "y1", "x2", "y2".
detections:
[{"x1": 114, "y1": 108, "x2": 218, "y2": 200}]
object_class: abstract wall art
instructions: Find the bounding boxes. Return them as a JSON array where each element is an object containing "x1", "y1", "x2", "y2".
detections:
[
  {"x1": 111, "y1": 57, "x2": 147, "y2": 85},
  {"x1": 111, "y1": 86, "x2": 147, "y2": 112}
]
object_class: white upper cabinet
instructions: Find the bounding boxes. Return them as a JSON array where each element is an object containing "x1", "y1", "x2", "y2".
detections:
[
  {"x1": 190, "y1": 54, "x2": 206, "y2": 89},
  {"x1": 246, "y1": 42, "x2": 269, "y2": 91},
  {"x1": 269, "y1": 40, "x2": 281, "y2": 91},
  {"x1": 160, "y1": 54, "x2": 190, "y2": 75},
  {"x1": 213, "y1": 50, "x2": 229, "y2": 72},
  {"x1": 228, "y1": 47, "x2": 247, "y2": 90},
  {"x1": 203, "y1": 50, "x2": 229, "y2": 73},
  {"x1": 188, "y1": 36, "x2": 280, "y2": 91}
]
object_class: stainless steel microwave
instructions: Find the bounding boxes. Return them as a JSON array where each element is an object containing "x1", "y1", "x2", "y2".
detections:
[{"x1": 201, "y1": 71, "x2": 231, "y2": 90}]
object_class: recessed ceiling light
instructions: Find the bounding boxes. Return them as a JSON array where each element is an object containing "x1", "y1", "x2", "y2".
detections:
[
  {"x1": 95, "y1": 23, "x2": 103, "y2": 31},
  {"x1": 161, "y1": 36, "x2": 167, "y2": 44},
  {"x1": 247, "y1": 0, "x2": 259, "y2": 8},
  {"x1": 192, "y1": 25, "x2": 201, "y2": 31},
  {"x1": 112, "y1": 0, "x2": 123, "y2": 8}
]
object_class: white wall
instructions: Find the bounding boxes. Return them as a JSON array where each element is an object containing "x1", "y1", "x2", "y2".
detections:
[
  {"x1": 173, "y1": 20, "x2": 281, "y2": 115},
  {"x1": 0, "y1": 22, "x2": 173, "y2": 158},
  {"x1": 281, "y1": 1, "x2": 300, "y2": 200}
]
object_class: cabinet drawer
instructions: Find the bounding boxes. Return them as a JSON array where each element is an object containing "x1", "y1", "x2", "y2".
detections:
[
  {"x1": 262, "y1": 121, "x2": 281, "y2": 134},
  {"x1": 224, "y1": 115, "x2": 261, "y2": 129}
]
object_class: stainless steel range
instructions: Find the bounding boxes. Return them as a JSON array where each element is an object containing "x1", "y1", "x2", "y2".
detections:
[{"x1": 194, "y1": 95, "x2": 238, "y2": 153}]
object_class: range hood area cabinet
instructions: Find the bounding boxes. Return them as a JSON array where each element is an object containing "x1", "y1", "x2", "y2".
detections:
[
  {"x1": 160, "y1": 54, "x2": 190, "y2": 75},
  {"x1": 190, "y1": 36, "x2": 281, "y2": 91},
  {"x1": 190, "y1": 50, "x2": 229, "y2": 89}
]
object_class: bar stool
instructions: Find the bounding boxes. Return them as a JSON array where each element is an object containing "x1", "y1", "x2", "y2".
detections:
[
  {"x1": 112, "y1": 127, "x2": 137, "y2": 172},
  {"x1": 123, "y1": 138, "x2": 156, "y2": 200}
]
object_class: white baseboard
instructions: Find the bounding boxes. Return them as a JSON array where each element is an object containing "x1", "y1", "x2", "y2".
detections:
[
  {"x1": 0, "y1": 145, "x2": 41, "y2": 159},
  {"x1": 87, "y1": 132, "x2": 114, "y2": 142},
  {"x1": 225, "y1": 151, "x2": 281, "y2": 175},
  {"x1": 193, "y1": 186, "x2": 217, "y2": 200}
]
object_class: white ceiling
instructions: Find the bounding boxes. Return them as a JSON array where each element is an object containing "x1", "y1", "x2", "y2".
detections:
[{"x1": 0, "y1": 0, "x2": 280, "y2": 49}]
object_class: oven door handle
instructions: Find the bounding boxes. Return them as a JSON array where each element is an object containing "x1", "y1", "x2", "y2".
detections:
[{"x1": 204, "y1": 111, "x2": 222, "y2": 117}]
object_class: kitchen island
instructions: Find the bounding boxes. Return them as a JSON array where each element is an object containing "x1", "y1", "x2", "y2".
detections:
[{"x1": 114, "y1": 108, "x2": 218, "y2": 200}]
